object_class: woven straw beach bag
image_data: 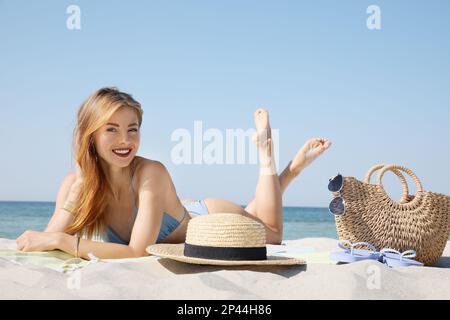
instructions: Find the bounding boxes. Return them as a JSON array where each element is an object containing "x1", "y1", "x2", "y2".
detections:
[{"x1": 334, "y1": 164, "x2": 450, "y2": 266}]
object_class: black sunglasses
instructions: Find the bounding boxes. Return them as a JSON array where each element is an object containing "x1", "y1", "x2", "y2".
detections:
[{"x1": 328, "y1": 173, "x2": 345, "y2": 216}]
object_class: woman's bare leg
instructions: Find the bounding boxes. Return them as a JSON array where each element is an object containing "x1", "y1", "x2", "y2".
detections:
[
  {"x1": 245, "y1": 138, "x2": 332, "y2": 216},
  {"x1": 201, "y1": 113, "x2": 332, "y2": 245},
  {"x1": 202, "y1": 109, "x2": 283, "y2": 244},
  {"x1": 244, "y1": 162, "x2": 296, "y2": 216},
  {"x1": 250, "y1": 108, "x2": 282, "y2": 240}
]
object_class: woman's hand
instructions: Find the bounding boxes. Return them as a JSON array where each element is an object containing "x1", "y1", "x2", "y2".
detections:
[{"x1": 16, "y1": 230, "x2": 62, "y2": 252}]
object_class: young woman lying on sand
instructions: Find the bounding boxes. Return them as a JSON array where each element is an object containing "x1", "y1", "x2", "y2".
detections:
[{"x1": 16, "y1": 87, "x2": 331, "y2": 259}]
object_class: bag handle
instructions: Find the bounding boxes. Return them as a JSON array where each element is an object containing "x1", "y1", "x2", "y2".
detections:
[
  {"x1": 364, "y1": 164, "x2": 410, "y2": 203},
  {"x1": 376, "y1": 164, "x2": 424, "y2": 207}
]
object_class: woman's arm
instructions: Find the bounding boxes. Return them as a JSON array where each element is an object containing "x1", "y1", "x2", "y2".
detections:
[
  {"x1": 57, "y1": 233, "x2": 140, "y2": 259},
  {"x1": 45, "y1": 170, "x2": 87, "y2": 233},
  {"x1": 45, "y1": 173, "x2": 77, "y2": 233},
  {"x1": 128, "y1": 161, "x2": 170, "y2": 255},
  {"x1": 20, "y1": 192, "x2": 155, "y2": 259},
  {"x1": 19, "y1": 161, "x2": 170, "y2": 259},
  {"x1": 55, "y1": 161, "x2": 171, "y2": 259}
]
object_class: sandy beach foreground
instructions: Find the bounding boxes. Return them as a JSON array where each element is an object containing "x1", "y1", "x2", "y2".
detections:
[{"x1": 1, "y1": 237, "x2": 449, "y2": 300}]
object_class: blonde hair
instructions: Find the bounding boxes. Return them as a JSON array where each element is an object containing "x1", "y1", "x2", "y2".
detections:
[{"x1": 64, "y1": 87, "x2": 143, "y2": 240}]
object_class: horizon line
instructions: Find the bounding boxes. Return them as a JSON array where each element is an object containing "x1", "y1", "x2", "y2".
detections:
[{"x1": 0, "y1": 200, "x2": 327, "y2": 209}]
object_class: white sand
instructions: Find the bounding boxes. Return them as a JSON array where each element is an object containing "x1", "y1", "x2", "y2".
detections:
[{"x1": 1, "y1": 237, "x2": 449, "y2": 300}]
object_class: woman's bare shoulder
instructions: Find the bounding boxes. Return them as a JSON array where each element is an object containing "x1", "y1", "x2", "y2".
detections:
[
  {"x1": 133, "y1": 157, "x2": 170, "y2": 189},
  {"x1": 134, "y1": 156, "x2": 168, "y2": 174}
]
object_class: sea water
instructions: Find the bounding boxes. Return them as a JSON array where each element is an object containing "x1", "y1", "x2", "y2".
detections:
[{"x1": 0, "y1": 201, "x2": 338, "y2": 240}]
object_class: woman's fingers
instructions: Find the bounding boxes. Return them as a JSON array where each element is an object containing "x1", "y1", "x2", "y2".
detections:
[
  {"x1": 16, "y1": 232, "x2": 24, "y2": 248},
  {"x1": 16, "y1": 239, "x2": 25, "y2": 251},
  {"x1": 15, "y1": 230, "x2": 33, "y2": 251}
]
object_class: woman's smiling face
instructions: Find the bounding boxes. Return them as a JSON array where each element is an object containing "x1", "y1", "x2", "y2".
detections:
[{"x1": 93, "y1": 107, "x2": 141, "y2": 168}]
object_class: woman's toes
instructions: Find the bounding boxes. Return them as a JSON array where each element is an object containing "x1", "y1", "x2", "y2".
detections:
[
  {"x1": 253, "y1": 108, "x2": 272, "y2": 149},
  {"x1": 254, "y1": 108, "x2": 268, "y2": 118},
  {"x1": 254, "y1": 108, "x2": 270, "y2": 131}
]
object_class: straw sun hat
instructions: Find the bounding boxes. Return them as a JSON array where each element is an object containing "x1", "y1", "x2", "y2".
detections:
[{"x1": 146, "y1": 213, "x2": 306, "y2": 266}]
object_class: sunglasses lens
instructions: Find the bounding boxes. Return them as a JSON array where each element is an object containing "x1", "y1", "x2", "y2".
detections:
[
  {"x1": 328, "y1": 174, "x2": 343, "y2": 192},
  {"x1": 329, "y1": 197, "x2": 345, "y2": 216}
]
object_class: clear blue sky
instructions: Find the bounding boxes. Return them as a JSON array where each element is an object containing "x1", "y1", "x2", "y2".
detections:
[{"x1": 1, "y1": 0, "x2": 449, "y2": 206}]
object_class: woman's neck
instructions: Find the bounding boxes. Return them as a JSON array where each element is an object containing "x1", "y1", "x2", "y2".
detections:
[{"x1": 99, "y1": 159, "x2": 134, "y2": 201}]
